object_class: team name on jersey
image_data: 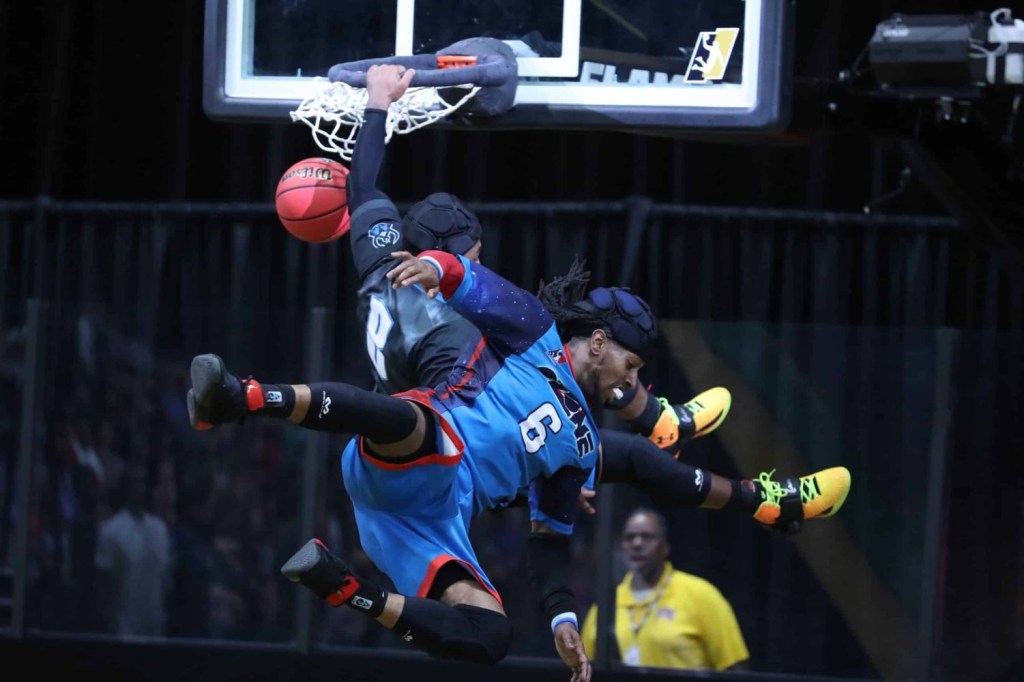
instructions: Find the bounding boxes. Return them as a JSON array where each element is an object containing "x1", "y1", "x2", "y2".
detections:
[{"x1": 539, "y1": 367, "x2": 595, "y2": 457}]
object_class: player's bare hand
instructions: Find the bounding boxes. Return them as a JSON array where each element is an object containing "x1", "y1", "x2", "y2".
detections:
[
  {"x1": 366, "y1": 64, "x2": 415, "y2": 110},
  {"x1": 553, "y1": 622, "x2": 592, "y2": 682},
  {"x1": 578, "y1": 487, "x2": 597, "y2": 515},
  {"x1": 387, "y1": 251, "x2": 441, "y2": 298}
]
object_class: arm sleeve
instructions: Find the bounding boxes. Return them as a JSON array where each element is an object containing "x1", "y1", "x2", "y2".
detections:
[
  {"x1": 695, "y1": 581, "x2": 750, "y2": 671},
  {"x1": 348, "y1": 108, "x2": 403, "y2": 277},
  {"x1": 419, "y1": 250, "x2": 557, "y2": 357},
  {"x1": 347, "y1": 108, "x2": 389, "y2": 212},
  {"x1": 525, "y1": 532, "x2": 576, "y2": 624},
  {"x1": 524, "y1": 467, "x2": 591, "y2": 625}
]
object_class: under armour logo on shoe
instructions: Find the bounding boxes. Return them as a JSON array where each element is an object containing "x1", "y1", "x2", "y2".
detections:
[{"x1": 319, "y1": 391, "x2": 331, "y2": 419}]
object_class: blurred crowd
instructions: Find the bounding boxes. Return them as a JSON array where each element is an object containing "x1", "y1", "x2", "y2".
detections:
[{"x1": 0, "y1": 310, "x2": 578, "y2": 658}]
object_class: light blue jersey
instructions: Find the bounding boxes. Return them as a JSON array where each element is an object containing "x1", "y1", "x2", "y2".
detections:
[{"x1": 341, "y1": 253, "x2": 599, "y2": 599}]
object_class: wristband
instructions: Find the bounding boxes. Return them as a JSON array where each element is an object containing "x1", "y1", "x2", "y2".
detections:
[
  {"x1": 420, "y1": 255, "x2": 443, "y2": 280},
  {"x1": 551, "y1": 611, "x2": 578, "y2": 633}
]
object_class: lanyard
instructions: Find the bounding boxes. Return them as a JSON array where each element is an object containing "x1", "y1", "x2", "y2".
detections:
[{"x1": 628, "y1": 568, "x2": 671, "y2": 637}]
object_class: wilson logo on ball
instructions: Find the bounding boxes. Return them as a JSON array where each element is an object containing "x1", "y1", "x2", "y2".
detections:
[{"x1": 275, "y1": 157, "x2": 351, "y2": 243}]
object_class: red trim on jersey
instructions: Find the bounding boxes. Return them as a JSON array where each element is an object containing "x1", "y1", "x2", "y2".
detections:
[
  {"x1": 562, "y1": 341, "x2": 598, "y2": 409},
  {"x1": 357, "y1": 389, "x2": 465, "y2": 470},
  {"x1": 438, "y1": 337, "x2": 487, "y2": 399},
  {"x1": 562, "y1": 343, "x2": 577, "y2": 379},
  {"x1": 417, "y1": 555, "x2": 504, "y2": 606},
  {"x1": 418, "y1": 249, "x2": 465, "y2": 299}
]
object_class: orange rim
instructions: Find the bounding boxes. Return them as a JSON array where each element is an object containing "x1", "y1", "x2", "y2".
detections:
[{"x1": 437, "y1": 55, "x2": 478, "y2": 69}]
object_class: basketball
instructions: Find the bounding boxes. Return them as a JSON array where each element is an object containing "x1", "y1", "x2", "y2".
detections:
[{"x1": 275, "y1": 157, "x2": 351, "y2": 243}]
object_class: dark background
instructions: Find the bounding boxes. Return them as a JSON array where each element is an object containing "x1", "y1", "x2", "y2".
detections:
[{"x1": 0, "y1": 1, "x2": 1019, "y2": 232}]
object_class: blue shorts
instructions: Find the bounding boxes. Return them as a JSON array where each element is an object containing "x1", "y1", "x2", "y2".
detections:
[{"x1": 339, "y1": 406, "x2": 500, "y2": 603}]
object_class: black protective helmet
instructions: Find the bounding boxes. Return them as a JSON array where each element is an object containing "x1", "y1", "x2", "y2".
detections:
[
  {"x1": 565, "y1": 287, "x2": 657, "y2": 359},
  {"x1": 401, "y1": 192, "x2": 482, "y2": 256}
]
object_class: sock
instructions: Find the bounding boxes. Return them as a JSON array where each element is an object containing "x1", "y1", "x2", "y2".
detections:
[
  {"x1": 626, "y1": 392, "x2": 664, "y2": 437},
  {"x1": 723, "y1": 478, "x2": 761, "y2": 513},
  {"x1": 335, "y1": 570, "x2": 388, "y2": 619},
  {"x1": 248, "y1": 382, "x2": 295, "y2": 418}
]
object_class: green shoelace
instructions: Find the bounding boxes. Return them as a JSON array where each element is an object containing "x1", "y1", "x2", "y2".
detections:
[
  {"x1": 657, "y1": 396, "x2": 678, "y2": 424},
  {"x1": 756, "y1": 469, "x2": 786, "y2": 505},
  {"x1": 756, "y1": 469, "x2": 821, "y2": 505}
]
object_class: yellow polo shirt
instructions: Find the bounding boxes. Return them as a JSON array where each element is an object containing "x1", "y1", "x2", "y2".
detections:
[{"x1": 581, "y1": 562, "x2": 749, "y2": 670}]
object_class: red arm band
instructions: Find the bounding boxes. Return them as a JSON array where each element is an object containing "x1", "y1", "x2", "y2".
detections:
[{"x1": 417, "y1": 250, "x2": 466, "y2": 300}]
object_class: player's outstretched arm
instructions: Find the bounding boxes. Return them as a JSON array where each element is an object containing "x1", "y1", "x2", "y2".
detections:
[
  {"x1": 528, "y1": 520, "x2": 592, "y2": 682},
  {"x1": 527, "y1": 466, "x2": 593, "y2": 680},
  {"x1": 391, "y1": 249, "x2": 556, "y2": 357},
  {"x1": 347, "y1": 64, "x2": 413, "y2": 219}
]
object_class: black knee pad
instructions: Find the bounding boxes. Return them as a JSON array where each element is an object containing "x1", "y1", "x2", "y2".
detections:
[
  {"x1": 393, "y1": 597, "x2": 513, "y2": 665},
  {"x1": 450, "y1": 604, "x2": 513, "y2": 665}
]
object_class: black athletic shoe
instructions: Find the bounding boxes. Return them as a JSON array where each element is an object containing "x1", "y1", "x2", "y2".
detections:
[
  {"x1": 281, "y1": 538, "x2": 359, "y2": 608},
  {"x1": 186, "y1": 353, "x2": 250, "y2": 430}
]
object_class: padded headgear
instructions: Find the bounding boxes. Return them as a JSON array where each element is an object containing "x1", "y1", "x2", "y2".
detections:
[
  {"x1": 401, "y1": 192, "x2": 482, "y2": 256},
  {"x1": 567, "y1": 287, "x2": 657, "y2": 359}
]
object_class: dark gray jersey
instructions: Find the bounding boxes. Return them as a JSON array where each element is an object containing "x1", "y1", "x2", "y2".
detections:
[
  {"x1": 354, "y1": 231, "x2": 480, "y2": 394},
  {"x1": 346, "y1": 114, "x2": 479, "y2": 394}
]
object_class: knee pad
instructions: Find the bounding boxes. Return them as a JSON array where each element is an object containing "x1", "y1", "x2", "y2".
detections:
[
  {"x1": 450, "y1": 604, "x2": 513, "y2": 665},
  {"x1": 393, "y1": 598, "x2": 513, "y2": 665}
]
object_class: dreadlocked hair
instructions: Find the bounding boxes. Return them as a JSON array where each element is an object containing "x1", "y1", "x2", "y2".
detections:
[
  {"x1": 536, "y1": 256, "x2": 594, "y2": 337},
  {"x1": 537, "y1": 256, "x2": 658, "y2": 357}
]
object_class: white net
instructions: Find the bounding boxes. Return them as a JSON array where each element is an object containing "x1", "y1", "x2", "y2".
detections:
[{"x1": 290, "y1": 78, "x2": 482, "y2": 162}]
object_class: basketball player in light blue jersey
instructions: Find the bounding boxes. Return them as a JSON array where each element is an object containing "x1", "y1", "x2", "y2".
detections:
[{"x1": 187, "y1": 246, "x2": 851, "y2": 681}]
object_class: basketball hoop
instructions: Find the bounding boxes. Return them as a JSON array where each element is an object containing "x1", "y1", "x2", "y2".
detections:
[{"x1": 291, "y1": 37, "x2": 519, "y2": 162}]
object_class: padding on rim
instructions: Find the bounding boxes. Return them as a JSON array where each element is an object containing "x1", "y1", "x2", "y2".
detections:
[{"x1": 291, "y1": 37, "x2": 518, "y2": 161}]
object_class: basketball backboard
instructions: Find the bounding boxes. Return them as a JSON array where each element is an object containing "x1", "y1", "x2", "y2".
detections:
[{"x1": 203, "y1": 0, "x2": 792, "y2": 132}]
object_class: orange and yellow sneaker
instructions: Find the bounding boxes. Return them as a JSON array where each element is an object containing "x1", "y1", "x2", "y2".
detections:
[
  {"x1": 648, "y1": 387, "x2": 732, "y2": 457},
  {"x1": 752, "y1": 467, "x2": 852, "y2": 529}
]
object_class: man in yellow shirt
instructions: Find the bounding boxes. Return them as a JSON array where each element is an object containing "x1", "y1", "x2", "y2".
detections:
[{"x1": 582, "y1": 507, "x2": 749, "y2": 670}]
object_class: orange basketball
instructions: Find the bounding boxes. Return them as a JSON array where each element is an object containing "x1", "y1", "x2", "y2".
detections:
[{"x1": 275, "y1": 157, "x2": 351, "y2": 243}]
